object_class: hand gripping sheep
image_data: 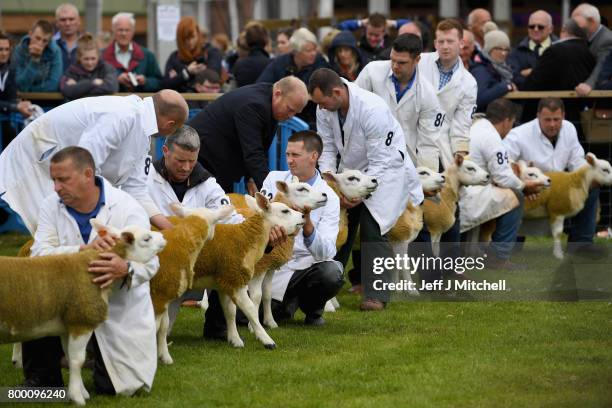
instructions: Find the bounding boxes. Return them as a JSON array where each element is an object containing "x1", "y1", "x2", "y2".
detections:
[
  {"x1": 423, "y1": 155, "x2": 490, "y2": 256},
  {"x1": 232, "y1": 178, "x2": 329, "y2": 331},
  {"x1": 192, "y1": 193, "x2": 304, "y2": 349},
  {"x1": 0, "y1": 222, "x2": 166, "y2": 406},
  {"x1": 149, "y1": 205, "x2": 235, "y2": 365},
  {"x1": 522, "y1": 153, "x2": 612, "y2": 259}
]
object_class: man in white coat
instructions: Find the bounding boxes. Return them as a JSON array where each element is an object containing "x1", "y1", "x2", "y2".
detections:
[
  {"x1": 263, "y1": 130, "x2": 343, "y2": 326},
  {"x1": 308, "y1": 68, "x2": 423, "y2": 311},
  {"x1": 26, "y1": 146, "x2": 159, "y2": 396},
  {"x1": 146, "y1": 125, "x2": 242, "y2": 336},
  {"x1": 504, "y1": 97, "x2": 599, "y2": 249},
  {"x1": 418, "y1": 18, "x2": 477, "y2": 170},
  {"x1": 460, "y1": 99, "x2": 543, "y2": 268},
  {"x1": 0, "y1": 89, "x2": 188, "y2": 233}
]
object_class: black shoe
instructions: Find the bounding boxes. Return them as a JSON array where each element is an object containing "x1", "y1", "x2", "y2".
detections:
[
  {"x1": 568, "y1": 243, "x2": 608, "y2": 259},
  {"x1": 304, "y1": 316, "x2": 325, "y2": 326},
  {"x1": 21, "y1": 376, "x2": 64, "y2": 388},
  {"x1": 485, "y1": 256, "x2": 528, "y2": 271}
]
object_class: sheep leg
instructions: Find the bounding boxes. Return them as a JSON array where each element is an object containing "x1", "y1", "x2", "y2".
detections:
[
  {"x1": 66, "y1": 330, "x2": 93, "y2": 406},
  {"x1": 261, "y1": 269, "x2": 278, "y2": 329},
  {"x1": 247, "y1": 273, "x2": 266, "y2": 332},
  {"x1": 198, "y1": 290, "x2": 209, "y2": 313},
  {"x1": 551, "y1": 215, "x2": 565, "y2": 259},
  {"x1": 431, "y1": 234, "x2": 442, "y2": 257},
  {"x1": 11, "y1": 343, "x2": 22, "y2": 369},
  {"x1": 232, "y1": 287, "x2": 276, "y2": 350},
  {"x1": 219, "y1": 292, "x2": 244, "y2": 348},
  {"x1": 156, "y1": 309, "x2": 173, "y2": 365},
  {"x1": 392, "y1": 241, "x2": 419, "y2": 297}
]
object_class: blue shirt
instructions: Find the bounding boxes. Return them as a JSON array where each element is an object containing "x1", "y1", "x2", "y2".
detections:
[
  {"x1": 436, "y1": 58, "x2": 459, "y2": 90},
  {"x1": 65, "y1": 177, "x2": 106, "y2": 244},
  {"x1": 53, "y1": 32, "x2": 77, "y2": 72},
  {"x1": 390, "y1": 70, "x2": 416, "y2": 102},
  {"x1": 301, "y1": 170, "x2": 319, "y2": 247}
]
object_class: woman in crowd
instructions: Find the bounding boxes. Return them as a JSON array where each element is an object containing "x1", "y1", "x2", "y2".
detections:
[
  {"x1": 470, "y1": 22, "x2": 516, "y2": 112},
  {"x1": 327, "y1": 31, "x2": 367, "y2": 81},
  {"x1": 162, "y1": 17, "x2": 221, "y2": 92},
  {"x1": 59, "y1": 33, "x2": 118, "y2": 100},
  {"x1": 275, "y1": 27, "x2": 294, "y2": 56},
  {"x1": 232, "y1": 22, "x2": 271, "y2": 87}
]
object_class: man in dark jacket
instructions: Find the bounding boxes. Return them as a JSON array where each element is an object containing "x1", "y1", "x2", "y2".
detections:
[
  {"x1": 188, "y1": 76, "x2": 309, "y2": 193},
  {"x1": 257, "y1": 27, "x2": 328, "y2": 128},
  {"x1": 508, "y1": 10, "x2": 558, "y2": 89}
]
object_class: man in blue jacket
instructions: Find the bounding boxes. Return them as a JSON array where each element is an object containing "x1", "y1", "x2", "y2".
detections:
[{"x1": 12, "y1": 20, "x2": 63, "y2": 91}]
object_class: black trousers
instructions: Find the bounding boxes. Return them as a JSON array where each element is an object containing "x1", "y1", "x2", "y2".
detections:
[
  {"x1": 334, "y1": 203, "x2": 393, "y2": 303},
  {"x1": 203, "y1": 261, "x2": 344, "y2": 334},
  {"x1": 22, "y1": 334, "x2": 115, "y2": 394}
]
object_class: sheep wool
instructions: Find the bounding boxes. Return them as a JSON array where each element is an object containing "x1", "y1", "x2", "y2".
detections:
[
  {"x1": 423, "y1": 166, "x2": 460, "y2": 237},
  {"x1": 322, "y1": 179, "x2": 349, "y2": 250},
  {"x1": 524, "y1": 166, "x2": 590, "y2": 218},
  {"x1": 150, "y1": 215, "x2": 211, "y2": 315},
  {"x1": 388, "y1": 202, "x2": 423, "y2": 243}
]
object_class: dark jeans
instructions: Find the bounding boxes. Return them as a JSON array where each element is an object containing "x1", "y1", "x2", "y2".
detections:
[
  {"x1": 22, "y1": 334, "x2": 114, "y2": 394},
  {"x1": 491, "y1": 193, "x2": 524, "y2": 260},
  {"x1": 204, "y1": 261, "x2": 344, "y2": 334},
  {"x1": 334, "y1": 203, "x2": 393, "y2": 303},
  {"x1": 567, "y1": 187, "x2": 599, "y2": 243}
]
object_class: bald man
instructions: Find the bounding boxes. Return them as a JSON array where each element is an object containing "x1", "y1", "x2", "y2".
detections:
[
  {"x1": 460, "y1": 29, "x2": 477, "y2": 69},
  {"x1": 189, "y1": 76, "x2": 309, "y2": 193},
  {"x1": 0, "y1": 90, "x2": 188, "y2": 232},
  {"x1": 508, "y1": 10, "x2": 558, "y2": 89},
  {"x1": 467, "y1": 8, "x2": 492, "y2": 48}
]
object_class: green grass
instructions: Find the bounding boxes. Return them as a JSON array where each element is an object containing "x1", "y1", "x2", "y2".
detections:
[{"x1": 1, "y1": 235, "x2": 611, "y2": 407}]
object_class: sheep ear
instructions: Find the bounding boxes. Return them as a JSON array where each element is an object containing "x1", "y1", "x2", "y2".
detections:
[
  {"x1": 255, "y1": 192, "x2": 270, "y2": 212},
  {"x1": 321, "y1": 172, "x2": 336, "y2": 183},
  {"x1": 90, "y1": 219, "x2": 120, "y2": 237},
  {"x1": 510, "y1": 161, "x2": 520, "y2": 176},
  {"x1": 121, "y1": 231, "x2": 135, "y2": 245},
  {"x1": 215, "y1": 205, "x2": 235, "y2": 222},
  {"x1": 170, "y1": 202, "x2": 187, "y2": 217},
  {"x1": 244, "y1": 194, "x2": 259, "y2": 212},
  {"x1": 586, "y1": 153, "x2": 596, "y2": 166},
  {"x1": 291, "y1": 176, "x2": 300, "y2": 183},
  {"x1": 455, "y1": 154, "x2": 464, "y2": 167},
  {"x1": 276, "y1": 181, "x2": 289, "y2": 194}
]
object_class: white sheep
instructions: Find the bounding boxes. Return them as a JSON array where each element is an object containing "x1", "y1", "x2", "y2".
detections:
[
  {"x1": 423, "y1": 155, "x2": 490, "y2": 256},
  {"x1": 150, "y1": 205, "x2": 234, "y2": 365},
  {"x1": 190, "y1": 193, "x2": 304, "y2": 349},
  {"x1": 522, "y1": 153, "x2": 612, "y2": 259},
  {"x1": 0, "y1": 222, "x2": 166, "y2": 406}
]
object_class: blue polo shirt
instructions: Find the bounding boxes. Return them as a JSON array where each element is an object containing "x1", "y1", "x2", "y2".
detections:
[
  {"x1": 65, "y1": 177, "x2": 106, "y2": 244},
  {"x1": 390, "y1": 70, "x2": 416, "y2": 103}
]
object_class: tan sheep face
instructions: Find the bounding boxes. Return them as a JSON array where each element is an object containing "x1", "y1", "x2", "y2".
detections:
[
  {"x1": 323, "y1": 169, "x2": 378, "y2": 200},
  {"x1": 516, "y1": 161, "x2": 551, "y2": 187},
  {"x1": 587, "y1": 154, "x2": 612, "y2": 186},
  {"x1": 457, "y1": 159, "x2": 490, "y2": 186},
  {"x1": 119, "y1": 225, "x2": 167, "y2": 264},
  {"x1": 275, "y1": 179, "x2": 328, "y2": 211},
  {"x1": 266, "y1": 202, "x2": 305, "y2": 236},
  {"x1": 416, "y1": 167, "x2": 445, "y2": 192}
]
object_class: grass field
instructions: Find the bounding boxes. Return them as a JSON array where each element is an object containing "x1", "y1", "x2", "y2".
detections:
[{"x1": 1, "y1": 233, "x2": 611, "y2": 407}]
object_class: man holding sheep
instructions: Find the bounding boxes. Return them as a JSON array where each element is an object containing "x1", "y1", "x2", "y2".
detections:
[
  {"x1": 0, "y1": 89, "x2": 189, "y2": 233},
  {"x1": 263, "y1": 130, "x2": 344, "y2": 326},
  {"x1": 308, "y1": 68, "x2": 423, "y2": 311},
  {"x1": 503, "y1": 97, "x2": 600, "y2": 251},
  {"x1": 24, "y1": 146, "x2": 159, "y2": 396}
]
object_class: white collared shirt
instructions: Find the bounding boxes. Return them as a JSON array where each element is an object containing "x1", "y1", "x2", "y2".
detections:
[
  {"x1": 115, "y1": 42, "x2": 133, "y2": 70},
  {"x1": 503, "y1": 118, "x2": 586, "y2": 172}
]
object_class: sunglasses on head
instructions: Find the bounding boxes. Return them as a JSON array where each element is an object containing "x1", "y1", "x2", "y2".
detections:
[{"x1": 528, "y1": 24, "x2": 546, "y2": 30}]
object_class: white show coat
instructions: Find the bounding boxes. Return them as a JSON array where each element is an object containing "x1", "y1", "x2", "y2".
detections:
[
  {"x1": 459, "y1": 119, "x2": 522, "y2": 232},
  {"x1": 30, "y1": 178, "x2": 159, "y2": 396},
  {"x1": 147, "y1": 165, "x2": 243, "y2": 224},
  {"x1": 0, "y1": 95, "x2": 162, "y2": 233},
  {"x1": 261, "y1": 171, "x2": 340, "y2": 300},
  {"x1": 355, "y1": 61, "x2": 442, "y2": 171},
  {"x1": 317, "y1": 79, "x2": 424, "y2": 235},
  {"x1": 503, "y1": 118, "x2": 586, "y2": 172},
  {"x1": 418, "y1": 52, "x2": 477, "y2": 169}
]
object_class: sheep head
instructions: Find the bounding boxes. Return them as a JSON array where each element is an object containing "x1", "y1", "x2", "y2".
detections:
[
  {"x1": 321, "y1": 170, "x2": 378, "y2": 200},
  {"x1": 90, "y1": 219, "x2": 167, "y2": 264},
  {"x1": 245, "y1": 192, "x2": 305, "y2": 235},
  {"x1": 512, "y1": 160, "x2": 551, "y2": 189},
  {"x1": 273, "y1": 177, "x2": 328, "y2": 211},
  {"x1": 454, "y1": 156, "x2": 490, "y2": 186},
  {"x1": 169, "y1": 203, "x2": 235, "y2": 240},
  {"x1": 586, "y1": 153, "x2": 612, "y2": 185},
  {"x1": 416, "y1": 167, "x2": 445, "y2": 193}
]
